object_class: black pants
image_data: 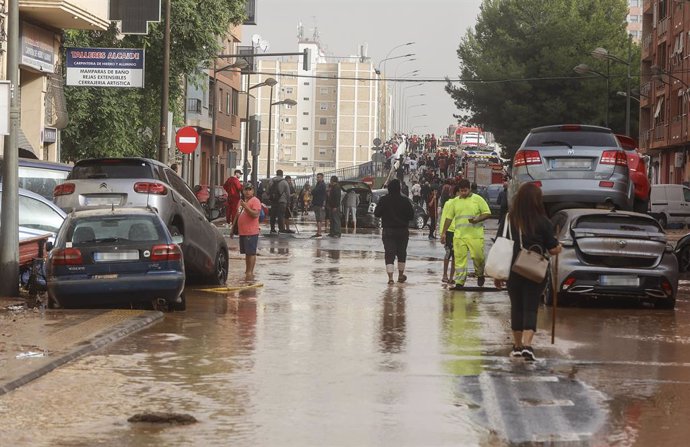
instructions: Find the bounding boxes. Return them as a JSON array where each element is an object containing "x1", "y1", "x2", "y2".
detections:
[
  {"x1": 382, "y1": 227, "x2": 409, "y2": 264},
  {"x1": 329, "y1": 208, "x2": 341, "y2": 235},
  {"x1": 507, "y1": 272, "x2": 546, "y2": 331},
  {"x1": 428, "y1": 215, "x2": 436, "y2": 238},
  {"x1": 270, "y1": 202, "x2": 286, "y2": 231}
]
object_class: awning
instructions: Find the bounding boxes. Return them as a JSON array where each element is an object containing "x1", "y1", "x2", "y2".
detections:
[{"x1": 17, "y1": 128, "x2": 37, "y2": 156}]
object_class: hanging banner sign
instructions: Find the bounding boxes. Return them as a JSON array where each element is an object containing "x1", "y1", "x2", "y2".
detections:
[{"x1": 65, "y1": 47, "x2": 145, "y2": 88}]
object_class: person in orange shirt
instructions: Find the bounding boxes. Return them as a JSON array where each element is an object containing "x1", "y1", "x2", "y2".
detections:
[{"x1": 235, "y1": 183, "x2": 262, "y2": 281}]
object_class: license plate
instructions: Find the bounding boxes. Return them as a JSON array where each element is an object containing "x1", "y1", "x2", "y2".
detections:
[
  {"x1": 600, "y1": 275, "x2": 639, "y2": 287},
  {"x1": 92, "y1": 274, "x2": 118, "y2": 279},
  {"x1": 551, "y1": 159, "x2": 591, "y2": 169},
  {"x1": 84, "y1": 196, "x2": 122, "y2": 206},
  {"x1": 94, "y1": 251, "x2": 139, "y2": 261}
]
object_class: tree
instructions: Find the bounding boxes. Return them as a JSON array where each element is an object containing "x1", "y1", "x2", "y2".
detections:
[
  {"x1": 446, "y1": 0, "x2": 639, "y2": 159},
  {"x1": 61, "y1": 0, "x2": 246, "y2": 162}
]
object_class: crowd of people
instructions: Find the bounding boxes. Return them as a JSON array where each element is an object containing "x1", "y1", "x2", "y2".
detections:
[{"x1": 219, "y1": 132, "x2": 559, "y2": 361}]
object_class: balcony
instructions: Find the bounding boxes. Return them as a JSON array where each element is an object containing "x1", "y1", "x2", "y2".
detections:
[
  {"x1": 20, "y1": 1, "x2": 110, "y2": 31},
  {"x1": 642, "y1": 33, "x2": 653, "y2": 61},
  {"x1": 640, "y1": 82, "x2": 652, "y2": 107},
  {"x1": 657, "y1": 17, "x2": 669, "y2": 42},
  {"x1": 670, "y1": 116, "x2": 684, "y2": 143}
]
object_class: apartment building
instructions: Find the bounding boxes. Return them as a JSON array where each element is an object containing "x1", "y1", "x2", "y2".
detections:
[
  {"x1": 639, "y1": 0, "x2": 690, "y2": 184},
  {"x1": 183, "y1": 25, "x2": 243, "y2": 187},
  {"x1": 628, "y1": 0, "x2": 643, "y2": 42},
  {"x1": 0, "y1": 1, "x2": 110, "y2": 161},
  {"x1": 252, "y1": 33, "x2": 388, "y2": 176}
]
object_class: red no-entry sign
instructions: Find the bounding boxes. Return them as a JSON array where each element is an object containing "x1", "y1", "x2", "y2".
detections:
[{"x1": 176, "y1": 126, "x2": 199, "y2": 154}]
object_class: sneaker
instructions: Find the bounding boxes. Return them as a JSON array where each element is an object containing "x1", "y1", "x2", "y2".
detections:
[
  {"x1": 477, "y1": 276, "x2": 485, "y2": 287},
  {"x1": 448, "y1": 283, "x2": 465, "y2": 291},
  {"x1": 522, "y1": 346, "x2": 537, "y2": 361},
  {"x1": 311, "y1": 234, "x2": 323, "y2": 239},
  {"x1": 510, "y1": 345, "x2": 523, "y2": 358},
  {"x1": 279, "y1": 229, "x2": 295, "y2": 234}
]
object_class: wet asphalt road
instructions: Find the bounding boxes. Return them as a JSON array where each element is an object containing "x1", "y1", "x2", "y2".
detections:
[{"x1": 1, "y1": 220, "x2": 690, "y2": 446}]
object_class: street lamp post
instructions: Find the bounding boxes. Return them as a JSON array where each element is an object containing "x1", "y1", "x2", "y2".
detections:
[
  {"x1": 592, "y1": 35, "x2": 633, "y2": 135},
  {"x1": 574, "y1": 63, "x2": 610, "y2": 127},
  {"x1": 210, "y1": 58, "x2": 248, "y2": 210},
  {"x1": 242, "y1": 76, "x2": 277, "y2": 185},
  {"x1": 267, "y1": 96, "x2": 297, "y2": 178},
  {"x1": 403, "y1": 93, "x2": 425, "y2": 129},
  {"x1": 400, "y1": 83, "x2": 423, "y2": 132}
]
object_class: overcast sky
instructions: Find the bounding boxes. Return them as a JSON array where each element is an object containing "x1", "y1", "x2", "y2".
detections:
[{"x1": 242, "y1": 0, "x2": 483, "y2": 138}]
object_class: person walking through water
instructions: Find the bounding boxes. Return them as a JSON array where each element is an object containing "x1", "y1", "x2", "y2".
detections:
[
  {"x1": 426, "y1": 188, "x2": 438, "y2": 240},
  {"x1": 223, "y1": 169, "x2": 243, "y2": 228},
  {"x1": 343, "y1": 188, "x2": 360, "y2": 233},
  {"x1": 374, "y1": 179, "x2": 415, "y2": 284},
  {"x1": 440, "y1": 184, "x2": 460, "y2": 283},
  {"x1": 494, "y1": 183, "x2": 561, "y2": 361},
  {"x1": 440, "y1": 179, "x2": 491, "y2": 290}
]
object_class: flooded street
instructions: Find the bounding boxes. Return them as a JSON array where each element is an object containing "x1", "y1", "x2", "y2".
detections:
[{"x1": 2, "y1": 227, "x2": 690, "y2": 446}]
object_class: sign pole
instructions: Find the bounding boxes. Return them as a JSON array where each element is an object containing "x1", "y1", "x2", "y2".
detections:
[
  {"x1": 158, "y1": 0, "x2": 171, "y2": 164},
  {"x1": 0, "y1": 0, "x2": 20, "y2": 297}
]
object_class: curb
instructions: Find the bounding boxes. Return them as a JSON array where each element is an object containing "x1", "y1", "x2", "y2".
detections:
[{"x1": 0, "y1": 310, "x2": 164, "y2": 396}]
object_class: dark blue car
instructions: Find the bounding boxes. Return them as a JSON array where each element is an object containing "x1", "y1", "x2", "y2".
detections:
[{"x1": 47, "y1": 207, "x2": 185, "y2": 311}]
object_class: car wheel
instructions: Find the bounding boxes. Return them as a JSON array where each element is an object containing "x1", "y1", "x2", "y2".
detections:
[
  {"x1": 415, "y1": 215, "x2": 425, "y2": 229},
  {"x1": 656, "y1": 296, "x2": 676, "y2": 309},
  {"x1": 211, "y1": 249, "x2": 229, "y2": 285},
  {"x1": 678, "y1": 246, "x2": 690, "y2": 272},
  {"x1": 170, "y1": 293, "x2": 186, "y2": 312},
  {"x1": 658, "y1": 214, "x2": 668, "y2": 229}
]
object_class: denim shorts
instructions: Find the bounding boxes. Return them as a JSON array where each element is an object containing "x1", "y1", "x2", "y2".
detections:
[{"x1": 239, "y1": 234, "x2": 259, "y2": 255}]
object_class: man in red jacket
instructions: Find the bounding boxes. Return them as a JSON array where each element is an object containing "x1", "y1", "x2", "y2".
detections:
[{"x1": 223, "y1": 169, "x2": 243, "y2": 225}]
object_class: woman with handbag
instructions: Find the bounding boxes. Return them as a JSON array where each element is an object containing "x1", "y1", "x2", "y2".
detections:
[{"x1": 494, "y1": 183, "x2": 561, "y2": 361}]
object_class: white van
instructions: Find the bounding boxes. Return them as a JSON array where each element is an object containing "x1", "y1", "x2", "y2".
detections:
[{"x1": 649, "y1": 184, "x2": 690, "y2": 228}]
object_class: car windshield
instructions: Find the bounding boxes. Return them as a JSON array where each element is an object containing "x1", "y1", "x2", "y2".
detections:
[
  {"x1": 69, "y1": 215, "x2": 164, "y2": 244},
  {"x1": 70, "y1": 160, "x2": 152, "y2": 180},
  {"x1": 574, "y1": 215, "x2": 661, "y2": 233},
  {"x1": 525, "y1": 131, "x2": 618, "y2": 148}
]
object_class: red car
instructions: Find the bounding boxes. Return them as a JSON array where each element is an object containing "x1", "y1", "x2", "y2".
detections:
[{"x1": 615, "y1": 134, "x2": 651, "y2": 213}]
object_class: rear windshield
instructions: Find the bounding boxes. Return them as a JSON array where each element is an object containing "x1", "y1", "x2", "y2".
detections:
[
  {"x1": 69, "y1": 160, "x2": 153, "y2": 180},
  {"x1": 524, "y1": 131, "x2": 618, "y2": 148},
  {"x1": 69, "y1": 215, "x2": 164, "y2": 244},
  {"x1": 573, "y1": 215, "x2": 661, "y2": 233}
]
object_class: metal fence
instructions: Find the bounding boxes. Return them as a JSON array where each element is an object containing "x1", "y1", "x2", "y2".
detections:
[{"x1": 291, "y1": 161, "x2": 387, "y2": 189}]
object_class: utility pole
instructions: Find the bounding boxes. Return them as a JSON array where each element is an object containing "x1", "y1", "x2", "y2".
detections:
[
  {"x1": 158, "y1": 0, "x2": 171, "y2": 163},
  {"x1": 0, "y1": 0, "x2": 20, "y2": 296}
]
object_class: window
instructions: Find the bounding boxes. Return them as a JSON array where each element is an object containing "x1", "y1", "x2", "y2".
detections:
[
  {"x1": 18, "y1": 195, "x2": 64, "y2": 233},
  {"x1": 303, "y1": 97, "x2": 310, "y2": 101},
  {"x1": 629, "y1": 0, "x2": 639, "y2": 6},
  {"x1": 286, "y1": 87, "x2": 293, "y2": 94},
  {"x1": 219, "y1": 88, "x2": 223, "y2": 112},
  {"x1": 304, "y1": 82, "x2": 310, "y2": 86},
  {"x1": 302, "y1": 142, "x2": 309, "y2": 145},
  {"x1": 232, "y1": 89, "x2": 239, "y2": 115},
  {"x1": 319, "y1": 118, "x2": 327, "y2": 125},
  {"x1": 226, "y1": 92, "x2": 231, "y2": 114},
  {"x1": 303, "y1": 127, "x2": 309, "y2": 130},
  {"x1": 319, "y1": 150, "x2": 327, "y2": 155},
  {"x1": 285, "y1": 104, "x2": 293, "y2": 109},
  {"x1": 628, "y1": 15, "x2": 639, "y2": 23},
  {"x1": 187, "y1": 98, "x2": 201, "y2": 113},
  {"x1": 285, "y1": 117, "x2": 292, "y2": 124},
  {"x1": 320, "y1": 103, "x2": 328, "y2": 111},
  {"x1": 303, "y1": 112, "x2": 309, "y2": 115}
]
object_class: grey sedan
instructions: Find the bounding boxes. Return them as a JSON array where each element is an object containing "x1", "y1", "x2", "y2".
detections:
[
  {"x1": 545, "y1": 209, "x2": 678, "y2": 309},
  {"x1": 509, "y1": 124, "x2": 634, "y2": 215}
]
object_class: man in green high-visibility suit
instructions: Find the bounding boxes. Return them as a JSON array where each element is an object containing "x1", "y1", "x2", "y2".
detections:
[{"x1": 440, "y1": 179, "x2": 491, "y2": 290}]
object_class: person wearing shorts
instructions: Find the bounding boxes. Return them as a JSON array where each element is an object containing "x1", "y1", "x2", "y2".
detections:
[
  {"x1": 310, "y1": 173, "x2": 327, "y2": 238},
  {"x1": 440, "y1": 184, "x2": 460, "y2": 283},
  {"x1": 236, "y1": 184, "x2": 261, "y2": 281}
]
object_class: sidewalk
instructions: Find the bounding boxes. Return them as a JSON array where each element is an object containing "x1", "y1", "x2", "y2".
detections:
[{"x1": 0, "y1": 297, "x2": 162, "y2": 395}]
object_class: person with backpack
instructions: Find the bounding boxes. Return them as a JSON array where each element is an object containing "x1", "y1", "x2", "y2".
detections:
[{"x1": 268, "y1": 169, "x2": 292, "y2": 234}]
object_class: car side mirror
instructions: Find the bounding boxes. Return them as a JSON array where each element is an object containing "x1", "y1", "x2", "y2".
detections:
[
  {"x1": 45, "y1": 241, "x2": 54, "y2": 252},
  {"x1": 172, "y1": 234, "x2": 184, "y2": 245}
]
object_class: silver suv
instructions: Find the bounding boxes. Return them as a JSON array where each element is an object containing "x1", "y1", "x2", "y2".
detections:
[
  {"x1": 53, "y1": 158, "x2": 228, "y2": 284},
  {"x1": 509, "y1": 124, "x2": 634, "y2": 214}
]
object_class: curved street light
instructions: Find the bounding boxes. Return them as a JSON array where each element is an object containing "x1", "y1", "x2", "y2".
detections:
[
  {"x1": 267, "y1": 97, "x2": 297, "y2": 178},
  {"x1": 377, "y1": 41, "x2": 415, "y2": 74},
  {"x1": 243, "y1": 76, "x2": 277, "y2": 185}
]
